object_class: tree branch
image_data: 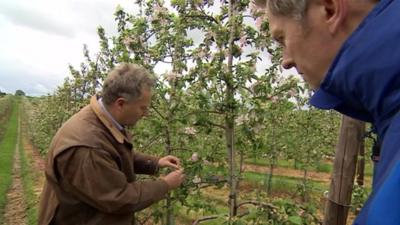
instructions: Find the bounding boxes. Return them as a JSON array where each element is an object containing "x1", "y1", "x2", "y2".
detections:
[
  {"x1": 192, "y1": 214, "x2": 225, "y2": 225},
  {"x1": 236, "y1": 200, "x2": 276, "y2": 211},
  {"x1": 151, "y1": 105, "x2": 166, "y2": 120},
  {"x1": 139, "y1": 133, "x2": 163, "y2": 150}
]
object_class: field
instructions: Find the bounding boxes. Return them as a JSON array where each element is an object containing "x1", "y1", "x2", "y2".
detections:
[{"x1": 0, "y1": 96, "x2": 372, "y2": 225}]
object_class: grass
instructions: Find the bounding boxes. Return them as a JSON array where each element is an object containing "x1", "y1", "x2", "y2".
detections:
[
  {"x1": 19, "y1": 132, "x2": 38, "y2": 225},
  {"x1": 0, "y1": 96, "x2": 12, "y2": 139},
  {"x1": 200, "y1": 164, "x2": 329, "y2": 195},
  {"x1": 246, "y1": 157, "x2": 374, "y2": 177},
  {"x1": 242, "y1": 171, "x2": 328, "y2": 193},
  {"x1": 0, "y1": 99, "x2": 18, "y2": 223}
]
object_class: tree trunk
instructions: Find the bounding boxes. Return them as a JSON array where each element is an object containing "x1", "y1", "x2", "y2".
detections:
[
  {"x1": 323, "y1": 116, "x2": 364, "y2": 225},
  {"x1": 165, "y1": 127, "x2": 174, "y2": 225},
  {"x1": 166, "y1": 196, "x2": 174, "y2": 225},
  {"x1": 302, "y1": 122, "x2": 311, "y2": 202},
  {"x1": 226, "y1": 0, "x2": 238, "y2": 219},
  {"x1": 266, "y1": 162, "x2": 275, "y2": 196}
]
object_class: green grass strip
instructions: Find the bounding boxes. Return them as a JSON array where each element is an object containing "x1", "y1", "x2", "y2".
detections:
[
  {"x1": 246, "y1": 158, "x2": 374, "y2": 177},
  {"x1": 242, "y1": 171, "x2": 328, "y2": 193},
  {"x1": 19, "y1": 131, "x2": 38, "y2": 225},
  {"x1": 0, "y1": 99, "x2": 18, "y2": 223}
]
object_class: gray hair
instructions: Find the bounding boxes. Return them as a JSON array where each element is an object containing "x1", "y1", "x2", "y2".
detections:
[
  {"x1": 254, "y1": 0, "x2": 309, "y2": 20},
  {"x1": 102, "y1": 63, "x2": 155, "y2": 105}
]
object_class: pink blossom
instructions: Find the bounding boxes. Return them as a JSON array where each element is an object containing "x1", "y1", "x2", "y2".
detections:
[
  {"x1": 287, "y1": 89, "x2": 296, "y2": 98},
  {"x1": 255, "y1": 17, "x2": 263, "y2": 29},
  {"x1": 122, "y1": 37, "x2": 133, "y2": 46},
  {"x1": 197, "y1": 50, "x2": 206, "y2": 58},
  {"x1": 271, "y1": 96, "x2": 279, "y2": 103},
  {"x1": 191, "y1": 152, "x2": 199, "y2": 162},
  {"x1": 153, "y1": 4, "x2": 162, "y2": 13},
  {"x1": 253, "y1": 124, "x2": 264, "y2": 134},
  {"x1": 250, "y1": 63, "x2": 257, "y2": 73},
  {"x1": 203, "y1": 159, "x2": 211, "y2": 165},
  {"x1": 239, "y1": 35, "x2": 247, "y2": 47}
]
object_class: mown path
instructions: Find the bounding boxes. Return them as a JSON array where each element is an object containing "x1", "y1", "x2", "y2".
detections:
[
  {"x1": 0, "y1": 100, "x2": 27, "y2": 225},
  {"x1": 1, "y1": 99, "x2": 45, "y2": 225},
  {"x1": 3, "y1": 118, "x2": 27, "y2": 225}
]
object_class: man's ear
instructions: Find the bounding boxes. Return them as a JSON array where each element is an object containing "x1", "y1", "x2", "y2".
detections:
[
  {"x1": 115, "y1": 98, "x2": 125, "y2": 109},
  {"x1": 323, "y1": 0, "x2": 347, "y2": 33}
]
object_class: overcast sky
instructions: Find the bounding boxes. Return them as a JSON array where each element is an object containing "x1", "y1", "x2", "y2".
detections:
[
  {"x1": 0, "y1": 0, "x2": 297, "y2": 96},
  {"x1": 0, "y1": 0, "x2": 140, "y2": 96}
]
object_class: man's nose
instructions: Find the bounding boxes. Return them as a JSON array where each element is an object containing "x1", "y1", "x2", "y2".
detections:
[{"x1": 281, "y1": 50, "x2": 295, "y2": 70}]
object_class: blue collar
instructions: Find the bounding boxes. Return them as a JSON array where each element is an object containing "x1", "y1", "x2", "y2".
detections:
[{"x1": 310, "y1": 0, "x2": 400, "y2": 137}]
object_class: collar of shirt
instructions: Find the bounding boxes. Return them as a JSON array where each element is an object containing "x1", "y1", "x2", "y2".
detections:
[{"x1": 98, "y1": 98, "x2": 125, "y2": 132}]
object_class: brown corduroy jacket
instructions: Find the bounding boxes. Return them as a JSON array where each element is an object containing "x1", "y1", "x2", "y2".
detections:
[{"x1": 38, "y1": 96, "x2": 169, "y2": 225}]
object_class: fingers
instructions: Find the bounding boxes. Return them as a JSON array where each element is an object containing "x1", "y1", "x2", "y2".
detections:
[
  {"x1": 169, "y1": 162, "x2": 180, "y2": 170},
  {"x1": 172, "y1": 169, "x2": 185, "y2": 181},
  {"x1": 168, "y1": 155, "x2": 181, "y2": 167},
  {"x1": 161, "y1": 169, "x2": 186, "y2": 190},
  {"x1": 164, "y1": 155, "x2": 181, "y2": 169},
  {"x1": 175, "y1": 168, "x2": 184, "y2": 174}
]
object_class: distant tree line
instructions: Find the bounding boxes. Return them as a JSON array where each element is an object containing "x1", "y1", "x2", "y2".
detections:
[{"x1": 15, "y1": 90, "x2": 25, "y2": 96}]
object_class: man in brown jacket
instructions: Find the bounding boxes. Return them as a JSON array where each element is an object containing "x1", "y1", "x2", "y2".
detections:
[{"x1": 38, "y1": 63, "x2": 185, "y2": 225}]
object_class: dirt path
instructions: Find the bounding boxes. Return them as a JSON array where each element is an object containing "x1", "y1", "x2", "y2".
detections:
[
  {"x1": 22, "y1": 136, "x2": 45, "y2": 199},
  {"x1": 243, "y1": 163, "x2": 332, "y2": 183},
  {"x1": 3, "y1": 119, "x2": 27, "y2": 225}
]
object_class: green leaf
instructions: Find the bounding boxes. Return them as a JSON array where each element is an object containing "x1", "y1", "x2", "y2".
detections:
[{"x1": 288, "y1": 216, "x2": 302, "y2": 225}]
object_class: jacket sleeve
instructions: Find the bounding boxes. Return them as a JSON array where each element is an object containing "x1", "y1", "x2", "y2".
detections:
[
  {"x1": 133, "y1": 152, "x2": 160, "y2": 175},
  {"x1": 55, "y1": 147, "x2": 169, "y2": 214}
]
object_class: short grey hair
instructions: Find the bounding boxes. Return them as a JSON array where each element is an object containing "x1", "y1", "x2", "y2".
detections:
[
  {"x1": 102, "y1": 63, "x2": 155, "y2": 105},
  {"x1": 254, "y1": 0, "x2": 309, "y2": 20}
]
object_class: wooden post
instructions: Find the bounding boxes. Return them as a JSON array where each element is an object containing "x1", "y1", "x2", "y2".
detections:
[
  {"x1": 356, "y1": 123, "x2": 366, "y2": 186},
  {"x1": 323, "y1": 115, "x2": 364, "y2": 225}
]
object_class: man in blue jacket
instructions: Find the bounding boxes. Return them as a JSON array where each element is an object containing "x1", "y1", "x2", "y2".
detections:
[{"x1": 255, "y1": 0, "x2": 400, "y2": 224}]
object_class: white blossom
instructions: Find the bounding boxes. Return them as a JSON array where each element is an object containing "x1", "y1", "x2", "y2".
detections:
[
  {"x1": 184, "y1": 127, "x2": 197, "y2": 135},
  {"x1": 165, "y1": 72, "x2": 181, "y2": 82},
  {"x1": 235, "y1": 114, "x2": 249, "y2": 126},
  {"x1": 192, "y1": 175, "x2": 202, "y2": 184}
]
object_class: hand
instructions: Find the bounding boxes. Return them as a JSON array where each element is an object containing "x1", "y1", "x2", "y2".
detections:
[
  {"x1": 158, "y1": 155, "x2": 181, "y2": 170},
  {"x1": 161, "y1": 169, "x2": 185, "y2": 190}
]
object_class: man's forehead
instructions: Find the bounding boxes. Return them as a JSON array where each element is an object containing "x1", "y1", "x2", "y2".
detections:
[
  {"x1": 266, "y1": 14, "x2": 282, "y2": 37},
  {"x1": 253, "y1": 0, "x2": 266, "y2": 9}
]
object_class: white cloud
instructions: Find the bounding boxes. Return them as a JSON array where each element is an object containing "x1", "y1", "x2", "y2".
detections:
[
  {"x1": 0, "y1": 0, "x2": 139, "y2": 96},
  {"x1": 0, "y1": 0, "x2": 299, "y2": 96},
  {"x1": 0, "y1": 1, "x2": 75, "y2": 38},
  {"x1": 33, "y1": 83, "x2": 50, "y2": 94},
  {"x1": 0, "y1": 85, "x2": 8, "y2": 93}
]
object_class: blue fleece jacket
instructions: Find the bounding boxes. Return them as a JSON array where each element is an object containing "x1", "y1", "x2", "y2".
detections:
[{"x1": 310, "y1": 0, "x2": 400, "y2": 224}]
